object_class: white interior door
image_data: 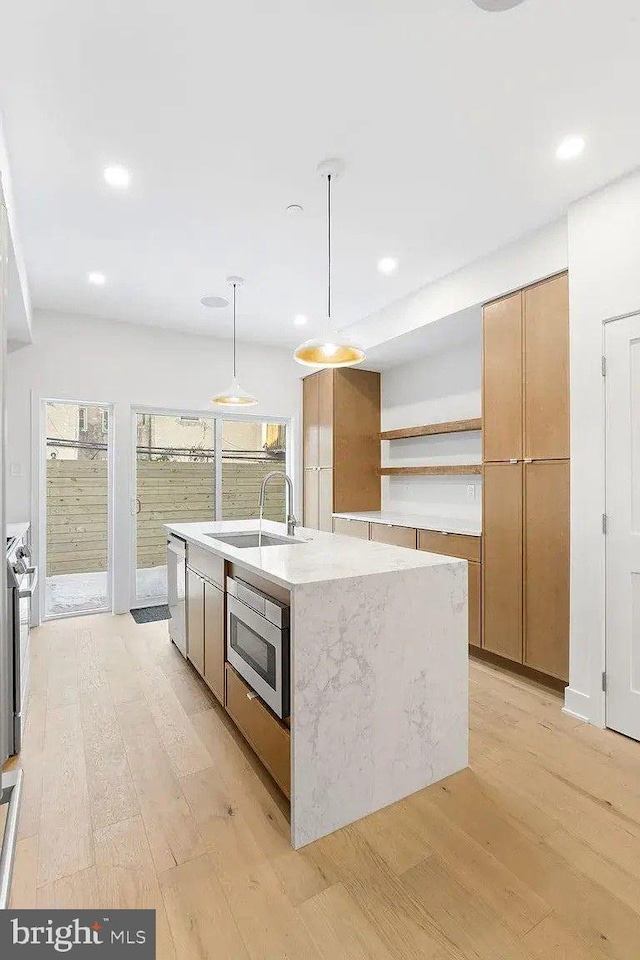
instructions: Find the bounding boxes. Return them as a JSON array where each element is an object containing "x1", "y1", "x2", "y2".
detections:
[{"x1": 605, "y1": 312, "x2": 640, "y2": 740}]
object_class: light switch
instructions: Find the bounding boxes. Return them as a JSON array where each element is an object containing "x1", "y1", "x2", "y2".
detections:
[
  {"x1": 466, "y1": 484, "x2": 476, "y2": 501},
  {"x1": 10, "y1": 462, "x2": 23, "y2": 478}
]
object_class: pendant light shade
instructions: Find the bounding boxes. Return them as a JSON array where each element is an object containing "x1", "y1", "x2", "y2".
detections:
[
  {"x1": 211, "y1": 277, "x2": 258, "y2": 406},
  {"x1": 293, "y1": 159, "x2": 365, "y2": 368}
]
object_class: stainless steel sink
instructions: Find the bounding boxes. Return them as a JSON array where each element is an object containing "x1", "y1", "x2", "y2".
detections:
[{"x1": 204, "y1": 531, "x2": 304, "y2": 548}]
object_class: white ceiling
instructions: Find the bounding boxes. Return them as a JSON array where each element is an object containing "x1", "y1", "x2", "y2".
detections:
[{"x1": 1, "y1": 0, "x2": 640, "y2": 348}]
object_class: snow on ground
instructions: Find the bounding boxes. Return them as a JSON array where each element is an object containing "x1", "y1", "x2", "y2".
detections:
[{"x1": 45, "y1": 565, "x2": 167, "y2": 617}]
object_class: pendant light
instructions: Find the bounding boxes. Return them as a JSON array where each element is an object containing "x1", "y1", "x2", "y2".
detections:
[
  {"x1": 211, "y1": 276, "x2": 258, "y2": 406},
  {"x1": 293, "y1": 159, "x2": 366, "y2": 368}
]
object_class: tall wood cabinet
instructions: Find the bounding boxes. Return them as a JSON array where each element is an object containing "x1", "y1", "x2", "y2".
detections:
[
  {"x1": 482, "y1": 273, "x2": 570, "y2": 682},
  {"x1": 302, "y1": 368, "x2": 380, "y2": 530}
]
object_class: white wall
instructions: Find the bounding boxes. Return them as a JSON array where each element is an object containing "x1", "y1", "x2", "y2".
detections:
[
  {"x1": 380, "y1": 339, "x2": 482, "y2": 518},
  {"x1": 566, "y1": 168, "x2": 640, "y2": 726},
  {"x1": 346, "y1": 218, "x2": 568, "y2": 351},
  {"x1": 6, "y1": 310, "x2": 302, "y2": 617}
]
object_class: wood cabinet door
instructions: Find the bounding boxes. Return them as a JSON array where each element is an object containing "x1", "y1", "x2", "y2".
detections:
[
  {"x1": 483, "y1": 292, "x2": 523, "y2": 462},
  {"x1": 369, "y1": 524, "x2": 417, "y2": 549},
  {"x1": 523, "y1": 460, "x2": 570, "y2": 681},
  {"x1": 204, "y1": 579, "x2": 225, "y2": 704},
  {"x1": 468, "y1": 561, "x2": 482, "y2": 649},
  {"x1": 303, "y1": 468, "x2": 319, "y2": 529},
  {"x1": 186, "y1": 568, "x2": 205, "y2": 676},
  {"x1": 333, "y1": 369, "x2": 381, "y2": 512},
  {"x1": 333, "y1": 517, "x2": 370, "y2": 539},
  {"x1": 524, "y1": 273, "x2": 569, "y2": 460},
  {"x1": 317, "y1": 369, "x2": 334, "y2": 468},
  {"x1": 303, "y1": 373, "x2": 319, "y2": 469},
  {"x1": 482, "y1": 462, "x2": 523, "y2": 662},
  {"x1": 318, "y1": 467, "x2": 334, "y2": 532}
]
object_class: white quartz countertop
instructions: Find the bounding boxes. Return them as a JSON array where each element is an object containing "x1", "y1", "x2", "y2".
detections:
[
  {"x1": 333, "y1": 511, "x2": 482, "y2": 537},
  {"x1": 165, "y1": 518, "x2": 462, "y2": 590}
]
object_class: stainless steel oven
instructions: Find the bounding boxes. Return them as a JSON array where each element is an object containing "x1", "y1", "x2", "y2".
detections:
[{"x1": 226, "y1": 577, "x2": 290, "y2": 719}]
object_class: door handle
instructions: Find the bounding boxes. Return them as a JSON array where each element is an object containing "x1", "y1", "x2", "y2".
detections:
[{"x1": 136, "y1": 498, "x2": 141, "y2": 514}]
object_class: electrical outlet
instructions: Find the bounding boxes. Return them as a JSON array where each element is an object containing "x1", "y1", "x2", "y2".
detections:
[{"x1": 466, "y1": 484, "x2": 476, "y2": 501}]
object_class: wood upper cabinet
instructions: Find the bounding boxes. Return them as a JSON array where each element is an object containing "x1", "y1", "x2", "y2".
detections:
[
  {"x1": 203, "y1": 579, "x2": 225, "y2": 703},
  {"x1": 317, "y1": 369, "x2": 334, "y2": 468},
  {"x1": 483, "y1": 292, "x2": 523, "y2": 462},
  {"x1": 524, "y1": 274, "x2": 569, "y2": 461},
  {"x1": 523, "y1": 460, "x2": 570, "y2": 681},
  {"x1": 186, "y1": 568, "x2": 205, "y2": 676},
  {"x1": 482, "y1": 462, "x2": 523, "y2": 663},
  {"x1": 302, "y1": 368, "x2": 380, "y2": 529}
]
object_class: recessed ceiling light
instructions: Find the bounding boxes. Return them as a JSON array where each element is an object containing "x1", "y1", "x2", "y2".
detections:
[
  {"x1": 294, "y1": 314, "x2": 308, "y2": 326},
  {"x1": 88, "y1": 271, "x2": 106, "y2": 285},
  {"x1": 556, "y1": 135, "x2": 585, "y2": 161},
  {"x1": 286, "y1": 204, "x2": 304, "y2": 215},
  {"x1": 377, "y1": 257, "x2": 398, "y2": 275},
  {"x1": 201, "y1": 296, "x2": 229, "y2": 308},
  {"x1": 103, "y1": 165, "x2": 131, "y2": 189}
]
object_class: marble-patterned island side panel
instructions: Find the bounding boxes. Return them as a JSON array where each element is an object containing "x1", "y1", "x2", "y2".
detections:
[{"x1": 290, "y1": 560, "x2": 468, "y2": 849}]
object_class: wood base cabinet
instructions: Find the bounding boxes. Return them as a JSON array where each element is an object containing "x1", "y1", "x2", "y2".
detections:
[
  {"x1": 482, "y1": 460, "x2": 569, "y2": 681},
  {"x1": 204, "y1": 579, "x2": 225, "y2": 703},
  {"x1": 523, "y1": 460, "x2": 570, "y2": 681},
  {"x1": 482, "y1": 462, "x2": 523, "y2": 663}
]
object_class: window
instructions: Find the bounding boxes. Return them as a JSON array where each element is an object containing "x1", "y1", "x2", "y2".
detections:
[{"x1": 78, "y1": 407, "x2": 87, "y2": 432}]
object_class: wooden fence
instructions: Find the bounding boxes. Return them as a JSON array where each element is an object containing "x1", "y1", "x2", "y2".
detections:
[{"x1": 46, "y1": 459, "x2": 285, "y2": 575}]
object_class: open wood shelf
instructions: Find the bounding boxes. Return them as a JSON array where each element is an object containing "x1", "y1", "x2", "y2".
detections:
[
  {"x1": 379, "y1": 464, "x2": 483, "y2": 477},
  {"x1": 380, "y1": 418, "x2": 482, "y2": 441}
]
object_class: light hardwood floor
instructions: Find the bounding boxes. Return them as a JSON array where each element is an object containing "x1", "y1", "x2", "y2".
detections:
[{"x1": 6, "y1": 611, "x2": 640, "y2": 959}]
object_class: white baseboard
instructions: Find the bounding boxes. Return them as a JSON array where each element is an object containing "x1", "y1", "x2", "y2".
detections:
[{"x1": 563, "y1": 686, "x2": 595, "y2": 725}]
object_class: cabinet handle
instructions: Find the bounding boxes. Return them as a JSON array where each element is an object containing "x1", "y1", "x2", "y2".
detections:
[
  {"x1": 509, "y1": 459, "x2": 518, "y2": 464},
  {"x1": 246, "y1": 691, "x2": 258, "y2": 701},
  {"x1": 524, "y1": 458, "x2": 533, "y2": 463}
]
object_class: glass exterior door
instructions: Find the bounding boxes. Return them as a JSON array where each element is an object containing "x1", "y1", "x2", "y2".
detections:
[
  {"x1": 44, "y1": 401, "x2": 112, "y2": 617},
  {"x1": 134, "y1": 413, "x2": 216, "y2": 605}
]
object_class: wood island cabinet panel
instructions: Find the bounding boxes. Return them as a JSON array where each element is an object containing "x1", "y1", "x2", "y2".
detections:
[
  {"x1": 225, "y1": 664, "x2": 291, "y2": 798},
  {"x1": 523, "y1": 460, "x2": 570, "y2": 681},
  {"x1": 186, "y1": 568, "x2": 205, "y2": 677},
  {"x1": 332, "y1": 517, "x2": 370, "y2": 539},
  {"x1": 203, "y1": 580, "x2": 225, "y2": 704},
  {"x1": 303, "y1": 373, "x2": 319, "y2": 469},
  {"x1": 317, "y1": 369, "x2": 334, "y2": 468},
  {"x1": 524, "y1": 273, "x2": 570, "y2": 461},
  {"x1": 417, "y1": 530, "x2": 481, "y2": 563},
  {"x1": 482, "y1": 462, "x2": 523, "y2": 663},
  {"x1": 369, "y1": 524, "x2": 417, "y2": 549},
  {"x1": 468, "y1": 561, "x2": 482, "y2": 649},
  {"x1": 483, "y1": 292, "x2": 523, "y2": 462},
  {"x1": 187, "y1": 544, "x2": 225, "y2": 589}
]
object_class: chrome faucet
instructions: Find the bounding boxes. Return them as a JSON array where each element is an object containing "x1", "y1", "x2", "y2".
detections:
[{"x1": 259, "y1": 471, "x2": 298, "y2": 537}]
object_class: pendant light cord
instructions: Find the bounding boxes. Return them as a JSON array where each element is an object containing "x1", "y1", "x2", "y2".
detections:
[
  {"x1": 232, "y1": 281, "x2": 237, "y2": 379},
  {"x1": 327, "y1": 173, "x2": 332, "y2": 321}
]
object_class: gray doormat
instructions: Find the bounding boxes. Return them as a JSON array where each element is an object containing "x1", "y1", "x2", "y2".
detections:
[{"x1": 131, "y1": 605, "x2": 170, "y2": 624}]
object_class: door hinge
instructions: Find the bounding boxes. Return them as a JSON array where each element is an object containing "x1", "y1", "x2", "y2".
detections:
[
  {"x1": 602, "y1": 513, "x2": 608, "y2": 534},
  {"x1": 602, "y1": 671, "x2": 607, "y2": 693},
  {"x1": 602, "y1": 355, "x2": 607, "y2": 377}
]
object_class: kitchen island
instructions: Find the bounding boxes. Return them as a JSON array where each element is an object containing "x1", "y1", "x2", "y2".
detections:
[{"x1": 165, "y1": 518, "x2": 468, "y2": 848}]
